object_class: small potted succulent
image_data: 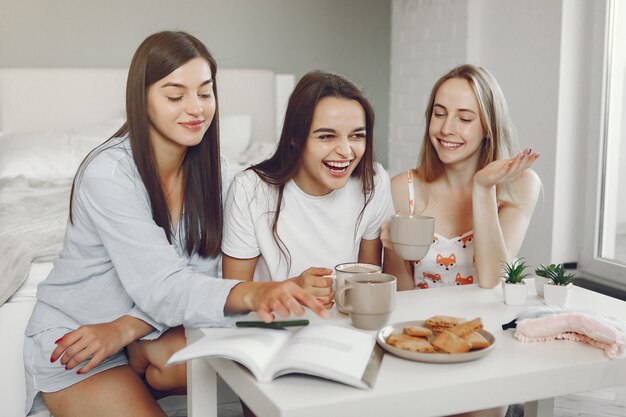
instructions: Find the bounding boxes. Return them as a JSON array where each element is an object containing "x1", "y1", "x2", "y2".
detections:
[
  {"x1": 533, "y1": 263, "x2": 556, "y2": 298},
  {"x1": 501, "y1": 258, "x2": 530, "y2": 305},
  {"x1": 537, "y1": 263, "x2": 576, "y2": 307}
]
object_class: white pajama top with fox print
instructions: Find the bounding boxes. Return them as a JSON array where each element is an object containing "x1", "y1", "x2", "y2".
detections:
[{"x1": 412, "y1": 230, "x2": 477, "y2": 289}]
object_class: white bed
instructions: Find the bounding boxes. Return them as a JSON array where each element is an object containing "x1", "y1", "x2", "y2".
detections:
[{"x1": 0, "y1": 67, "x2": 294, "y2": 416}]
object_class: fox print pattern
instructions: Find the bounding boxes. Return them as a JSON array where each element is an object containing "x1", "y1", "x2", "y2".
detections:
[
  {"x1": 436, "y1": 253, "x2": 456, "y2": 271},
  {"x1": 456, "y1": 232, "x2": 473, "y2": 248},
  {"x1": 454, "y1": 273, "x2": 474, "y2": 285},
  {"x1": 412, "y1": 231, "x2": 475, "y2": 289}
]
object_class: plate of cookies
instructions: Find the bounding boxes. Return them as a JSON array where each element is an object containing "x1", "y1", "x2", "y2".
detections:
[{"x1": 377, "y1": 316, "x2": 496, "y2": 363}]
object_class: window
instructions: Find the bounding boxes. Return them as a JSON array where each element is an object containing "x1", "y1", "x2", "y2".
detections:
[{"x1": 580, "y1": 0, "x2": 626, "y2": 287}]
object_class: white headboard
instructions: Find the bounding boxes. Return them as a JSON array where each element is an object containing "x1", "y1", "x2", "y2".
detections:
[{"x1": 0, "y1": 68, "x2": 294, "y2": 143}]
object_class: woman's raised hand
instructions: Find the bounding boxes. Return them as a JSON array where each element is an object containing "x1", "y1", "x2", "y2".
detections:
[
  {"x1": 290, "y1": 267, "x2": 335, "y2": 308},
  {"x1": 473, "y1": 147, "x2": 540, "y2": 189}
]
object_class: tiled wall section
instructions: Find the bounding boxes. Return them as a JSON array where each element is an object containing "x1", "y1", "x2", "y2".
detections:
[{"x1": 388, "y1": 0, "x2": 468, "y2": 175}]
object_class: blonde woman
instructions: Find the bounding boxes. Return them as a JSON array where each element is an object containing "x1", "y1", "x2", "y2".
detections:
[
  {"x1": 384, "y1": 64, "x2": 541, "y2": 294},
  {"x1": 383, "y1": 63, "x2": 539, "y2": 417}
]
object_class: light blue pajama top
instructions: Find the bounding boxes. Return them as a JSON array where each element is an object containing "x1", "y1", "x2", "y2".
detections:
[{"x1": 24, "y1": 136, "x2": 240, "y2": 415}]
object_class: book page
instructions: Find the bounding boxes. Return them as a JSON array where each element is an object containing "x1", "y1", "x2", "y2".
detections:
[
  {"x1": 267, "y1": 324, "x2": 377, "y2": 388},
  {"x1": 167, "y1": 327, "x2": 290, "y2": 380}
]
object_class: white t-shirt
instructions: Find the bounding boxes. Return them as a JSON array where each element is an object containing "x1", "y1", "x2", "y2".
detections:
[{"x1": 222, "y1": 163, "x2": 394, "y2": 281}]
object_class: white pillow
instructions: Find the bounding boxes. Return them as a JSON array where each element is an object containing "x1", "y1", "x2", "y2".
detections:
[
  {"x1": 237, "y1": 141, "x2": 278, "y2": 166},
  {"x1": 220, "y1": 115, "x2": 251, "y2": 162},
  {"x1": 0, "y1": 119, "x2": 124, "y2": 179}
]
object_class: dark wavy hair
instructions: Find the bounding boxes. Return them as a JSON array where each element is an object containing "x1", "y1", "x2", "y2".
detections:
[
  {"x1": 70, "y1": 31, "x2": 223, "y2": 257},
  {"x1": 250, "y1": 70, "x2": 376, "y2": 266}
]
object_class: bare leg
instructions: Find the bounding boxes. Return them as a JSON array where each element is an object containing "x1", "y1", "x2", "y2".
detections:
[
  {"x1": 449, "y1": 406, "x2": 508, "y2": 417},
  {"x1": 127, "y1": 325, "x2": 187, "y2": 396},
  {"x1": 41, "y1": 365, "x2": 166, "y2": 417}
]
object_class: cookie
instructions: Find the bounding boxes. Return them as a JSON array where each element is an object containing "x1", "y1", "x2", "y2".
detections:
[
  {"x1": 424, "y1": 315, "x2": 465, "y2": 328},
  {"x1": 386, "y1": 333, "x2": 434, "y2": 353},
  {"x1": 386, "y1": 333, "x2": 421, "y2": 345},
  {"x1": 463, "y1": 331, "x2": 490, "y2": 350},
  {"x1": 447, "y1": 318, "x2": 483, "y2": 338},
  {"x1": 403, "y1": 325, "x2": 433, "y2": 338},
  {"x1": 395, "y1": 338, "x2": 435, "y2": 353},
  {"x1": 431, "y1": 330, "x2": 472, "y2": 354}
]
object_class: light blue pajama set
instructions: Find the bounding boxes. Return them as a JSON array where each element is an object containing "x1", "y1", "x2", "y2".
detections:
[{"x1": 23, "y1": 137, "x2": 240, "y2": 415}]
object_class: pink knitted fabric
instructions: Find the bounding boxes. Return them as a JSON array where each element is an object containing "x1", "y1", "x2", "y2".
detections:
[{"x1": 514, "y1": 312, "x2": 626, "y2": 359}]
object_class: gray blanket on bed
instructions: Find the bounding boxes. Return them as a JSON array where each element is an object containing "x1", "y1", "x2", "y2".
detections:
[{"x1": 0, "y1": 177, "x2": 71, "y2": 305}]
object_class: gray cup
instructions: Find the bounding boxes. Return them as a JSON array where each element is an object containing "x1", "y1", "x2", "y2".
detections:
[
  {"x1": 333, "y1": 262, "x2": 382, "y2": 314},
  {"x1": 335, "y1": 273, "x2": 397, "y2": 330},
  {"x1": 390, "y1": 214, "x2": 435, "y2": 260}
]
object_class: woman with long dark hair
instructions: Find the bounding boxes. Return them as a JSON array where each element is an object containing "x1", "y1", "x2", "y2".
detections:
[
  {"x1": 23, "y1": 31, "x2": 326, "y2": 417},
  {"x1": 222, "y1": 71, "x2": 394, "y2": 304}
]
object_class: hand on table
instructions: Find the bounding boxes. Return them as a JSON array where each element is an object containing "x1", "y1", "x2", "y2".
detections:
[{"x1": 249, "y1": 278, "x2": 330, "y2": 323}]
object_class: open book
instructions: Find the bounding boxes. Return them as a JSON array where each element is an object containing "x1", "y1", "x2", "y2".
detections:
[{"x1": 167, "y1": 324, "x2": 382, "y2": 389}]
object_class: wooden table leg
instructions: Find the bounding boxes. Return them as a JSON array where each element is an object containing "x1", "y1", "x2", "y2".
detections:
[{"x1": 524, "y1": 398, "x2": 555, "y2": 417}]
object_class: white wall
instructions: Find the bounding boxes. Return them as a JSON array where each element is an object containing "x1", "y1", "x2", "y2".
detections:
[
  {"x1": 466, "y1": 0, "x2": 563, "y2": 267},
  {"x1": 389, "y1": 0, "x2": 575, "y2": 268},
  {"x1": 0, "y1": 0, "x2": 391, "y2": 164},
  {"x1": 388, "y1": 0, "x2": 469, "y2": 174},
  {"x1": 553, "y1": 0, "x2": 596, "y2": 262}
]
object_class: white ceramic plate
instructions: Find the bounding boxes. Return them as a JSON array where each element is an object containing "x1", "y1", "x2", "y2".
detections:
[{"x1": 377, "y1": 320, "x2": 496, "y2": 363}]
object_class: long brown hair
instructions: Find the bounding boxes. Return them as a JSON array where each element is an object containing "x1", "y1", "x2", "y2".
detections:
[
  {"x1": 251, "y1": 70, "x2": 376, "y2": 265},
  {"x1": 70, "y1": 31, "x2": 223, "y2": 257},
  {"x1": 417, "y1": 64, "x2": 518, "y2": 203}
]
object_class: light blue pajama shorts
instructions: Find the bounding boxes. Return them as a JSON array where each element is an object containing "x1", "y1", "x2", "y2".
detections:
[{"x1": 24, "y1": 327, "x2": 128, "y2": 416}]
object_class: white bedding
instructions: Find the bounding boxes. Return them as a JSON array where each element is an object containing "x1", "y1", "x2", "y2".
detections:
[
  {"x1": 8, "y1": 261, "x2": 53, "y2": 303},
  {"x1": 0, "y1": 177, "x2": 70, "y2": 305}
]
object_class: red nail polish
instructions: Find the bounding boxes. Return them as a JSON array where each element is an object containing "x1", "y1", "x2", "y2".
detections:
[
  {"x1": 50, "y1": 356, "x2": 55, "y2": 363},
  {"x1": 54, "y1": 338, "x2": 63, "y2": 344},
  {"x1": 76, "y1": 370, "x2": 81, "y2": 375}
]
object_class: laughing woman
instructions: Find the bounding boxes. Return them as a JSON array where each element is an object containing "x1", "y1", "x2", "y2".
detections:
[{"x1": 222, "y1": 71, "x2": 394, "y2": 305}]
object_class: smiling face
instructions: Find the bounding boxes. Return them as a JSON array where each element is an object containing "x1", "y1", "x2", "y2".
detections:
[
  {"x1": 293, "y1": 96, "x2": 367, "y2": 196},
  {"x1": 429, "y1": 77, "x2": 487, "y2": 168},
  {"x1": 147, "y1": 57, "x2": 216, "y2": 152}
]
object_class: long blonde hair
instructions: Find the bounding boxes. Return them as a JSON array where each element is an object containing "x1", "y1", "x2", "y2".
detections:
[{"x1": 416, "y1": 64, "x2": 519, "y2": 204}]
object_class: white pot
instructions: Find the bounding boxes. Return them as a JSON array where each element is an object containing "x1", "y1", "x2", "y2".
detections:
[
  {"x1": 544, "y1": 282, "x2": 573, "y2": 307},
  {"x1": 502, "y1": 279, "x2": 528, "y2": 306},
  {"x1": 534, "y1": 276, "x2": 550, "y2": 298}
]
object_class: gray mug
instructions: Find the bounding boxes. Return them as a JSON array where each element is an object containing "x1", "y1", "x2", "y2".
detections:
[
  {"x1": 333, "y1": 262, "x2": 382, "y2": 314},
  {"x1": 390, "y1": 214, "x2": 435, "y2": 260},
  {"x1": 335, "y1": 273, "x2": 397, "y2": 330}
]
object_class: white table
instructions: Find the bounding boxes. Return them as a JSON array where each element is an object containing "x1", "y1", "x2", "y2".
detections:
[{"x1": 186, "y1": 281, "x2": 626, "y2": 417}]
